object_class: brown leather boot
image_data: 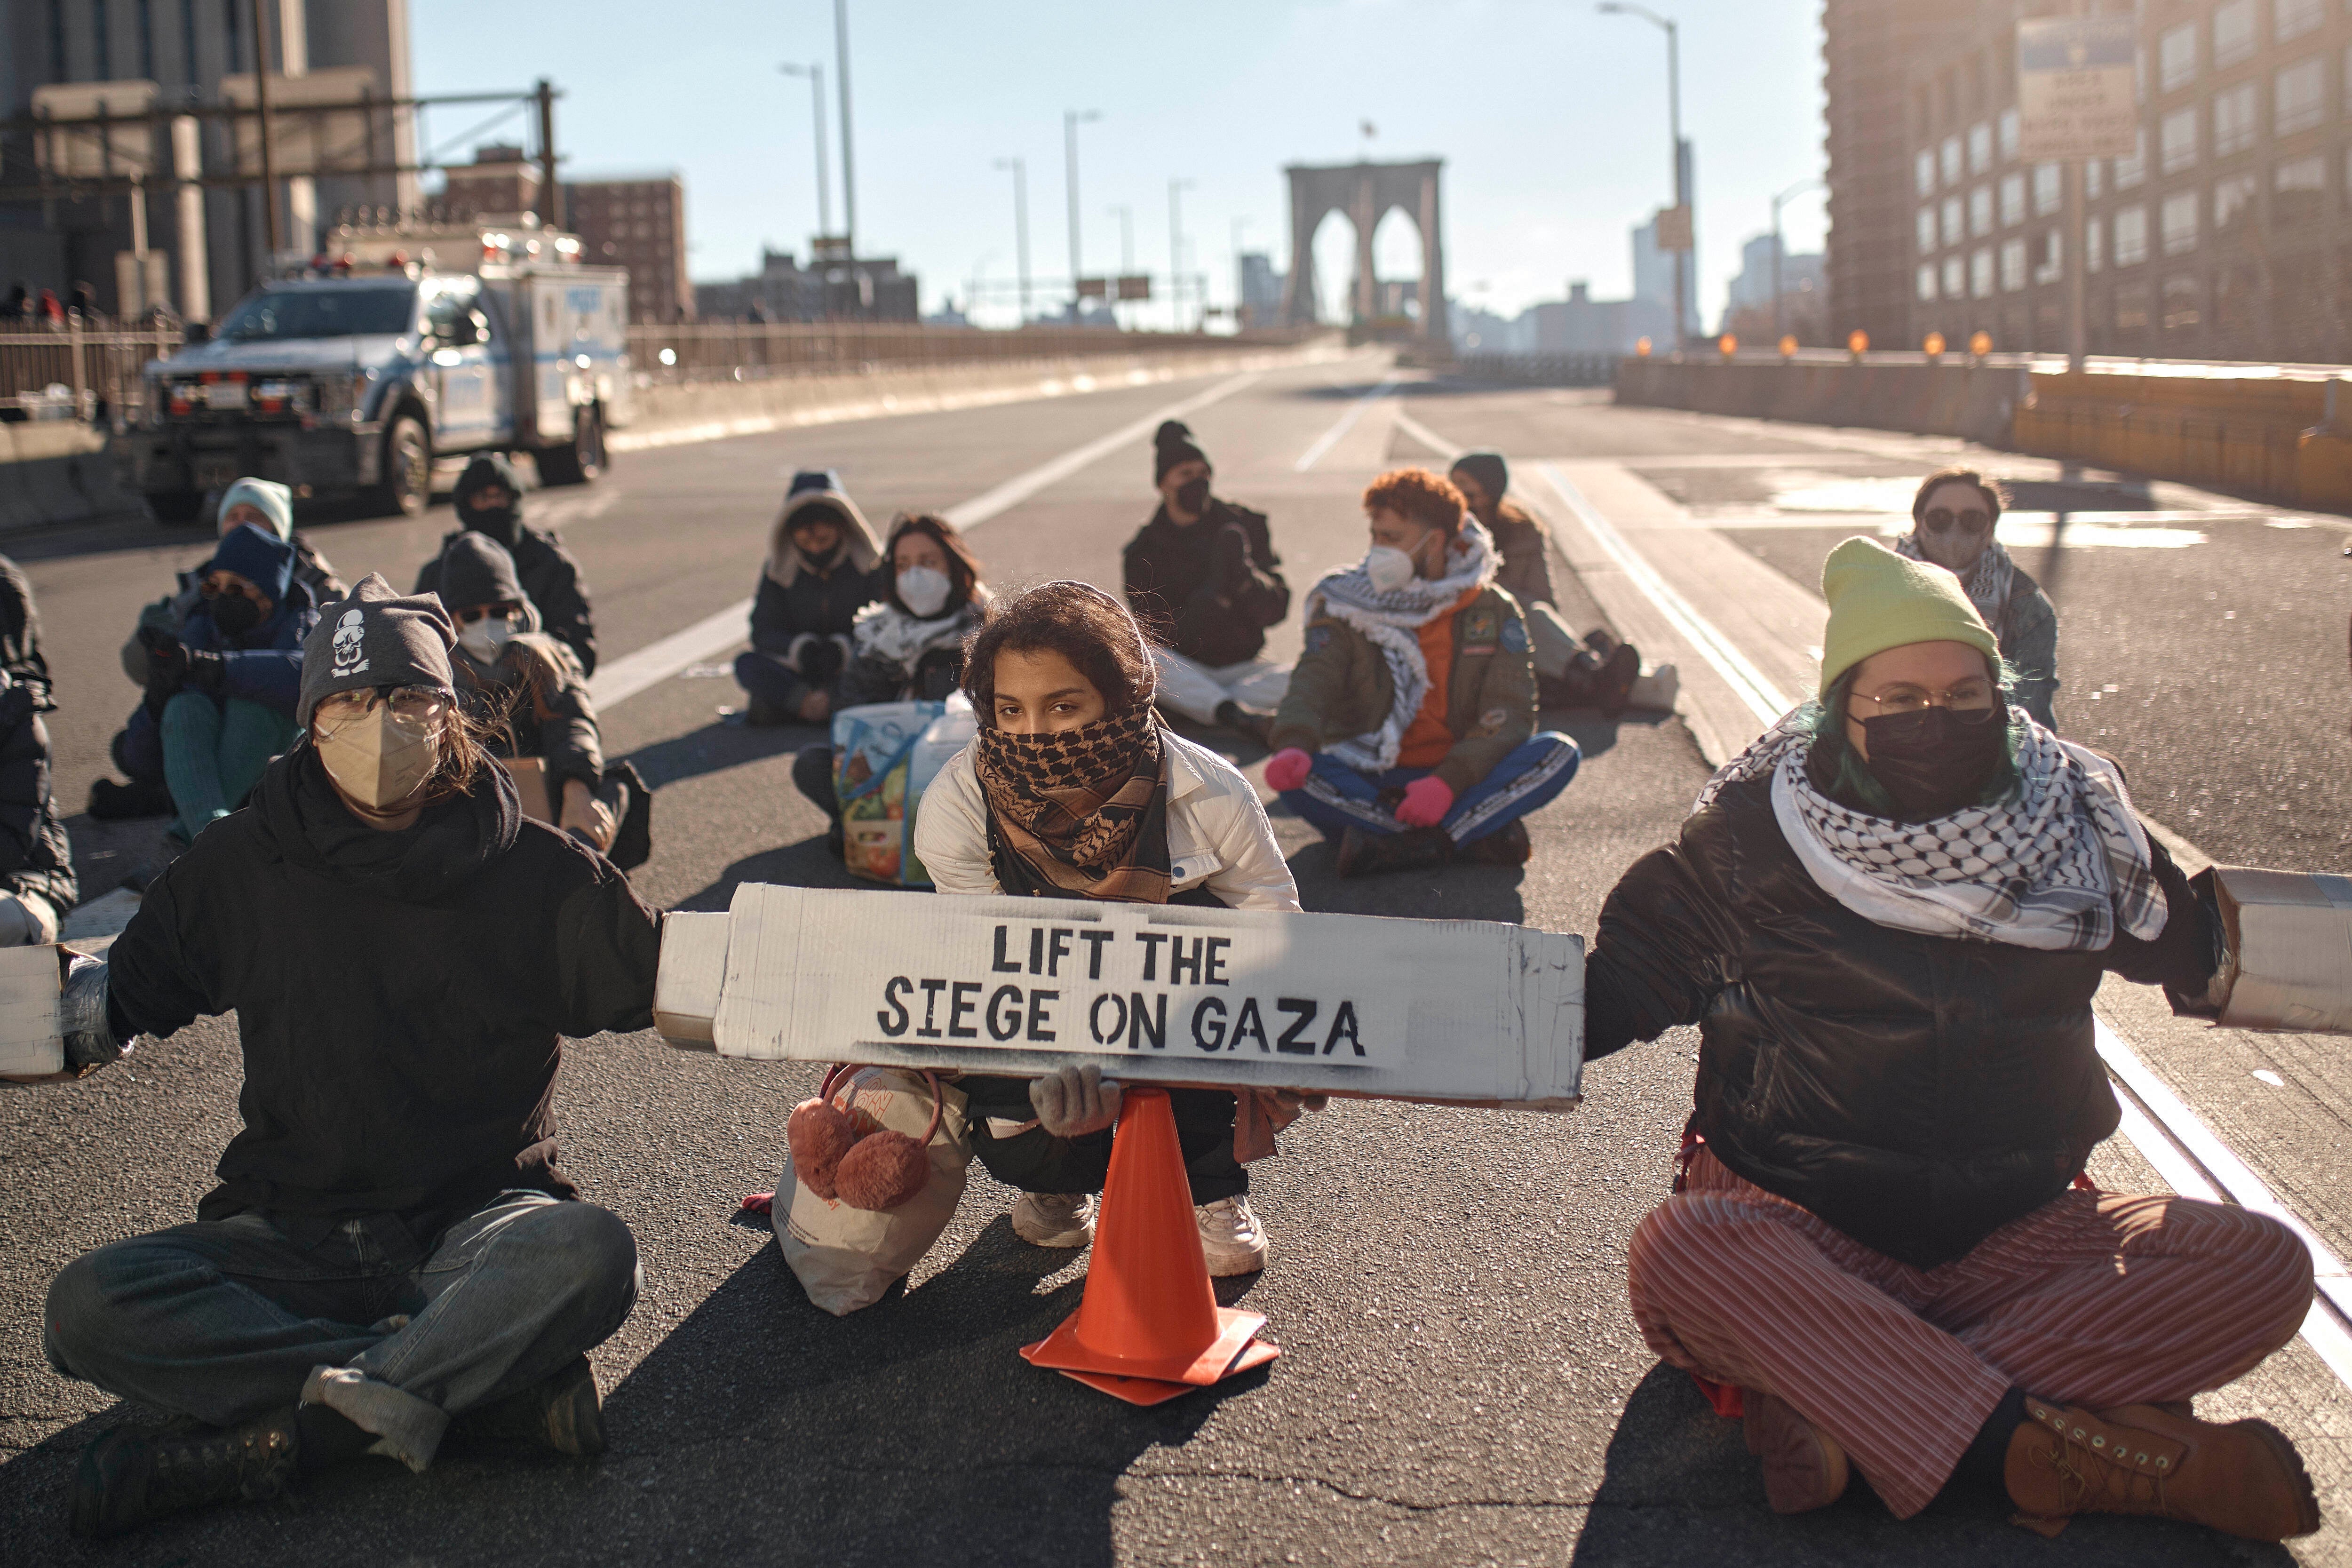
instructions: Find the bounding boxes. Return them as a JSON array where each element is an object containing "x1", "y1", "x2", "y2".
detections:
[
  {"x1": 2003, "y1": 1398, "x2": 2320, "y2": 1541},
  {"x1": 1458, "y1": 819, "x2": 1532, "y2": 867},
  {"x1": 1743, "y1": 1391, "x2": 1849, "y2": 1514},
  {"x1": 1333, "y1": 825, "x2": 1453, "y2": 878}
]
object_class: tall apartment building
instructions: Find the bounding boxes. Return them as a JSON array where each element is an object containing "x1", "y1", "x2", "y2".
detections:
[
  {"x1": 0, "y1": 0, "x2": 415, "y2": 317},
  {"x1": 564, "y1": 174, "x2": 692, "y2": 324},
  {"x1": 1852, "y1": 0, "x2": 2352, "y2": 360}
]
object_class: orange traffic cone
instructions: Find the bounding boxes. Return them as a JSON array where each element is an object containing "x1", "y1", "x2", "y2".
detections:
[{"x1": 1021, "y1": 1086, "x2": 1279, "y2": 1405}]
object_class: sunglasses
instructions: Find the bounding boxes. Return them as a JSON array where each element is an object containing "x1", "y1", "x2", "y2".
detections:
[
  {"x1": 454, "y1": 603, "x2": 521, "y2": 625},
  {"x1": 1921, "y1": 507, "x2": 1993, "y2": 534},
  {"x1": 199, "y1": 578, "x2": 262, "y2": 600}
]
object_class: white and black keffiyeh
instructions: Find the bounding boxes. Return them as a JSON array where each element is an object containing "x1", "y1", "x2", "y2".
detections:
[
  {"x1": 850, "y1": 599, "x2": 978, "y2": 677},
  {"x1": 1305, "y1": 518, "x2": 1497, "y2": 772},
  {"x1": 1896, "y1": 532, "x2": 2017, "y2": 633},
  {"x1": 1694, "y1": 708, "x2": 2167, "y2": 952}
]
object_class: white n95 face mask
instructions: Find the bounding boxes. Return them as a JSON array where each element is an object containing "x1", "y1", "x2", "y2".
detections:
[
  {"x1": 458, "y1": 612, "x2": 517, "y2": 664},
  {"x1": 1363, "y1": 545, "x2": 1418, "y2": 594},
  {"x1": 897, "y1": 565, "x2": 953, "y2": 618},
  {"x1": 316, "y1": 706, "x2": 441, "y2": 812}
]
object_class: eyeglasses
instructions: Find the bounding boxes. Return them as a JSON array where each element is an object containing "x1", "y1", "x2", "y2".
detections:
[
  {"x1": 1850, "y1": 677, "x2": 2001, "y2": 716},
  {"x1": 453, "y1": 603, "x2": 520, "y2": 625},
  {"x1": 313, "y1": 686, "x2": 452, "y2": 727},
  {"x1": 1921, "y1": 507, "x2": 1992, "y2": 535}
]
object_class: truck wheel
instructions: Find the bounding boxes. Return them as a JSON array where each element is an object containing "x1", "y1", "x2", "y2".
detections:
[
  {"x1": 146, "y1": 491, "x2": 207, "y2": 526},
  {"x1": 366, "y1": 416, "x2": 432, "y2": 518},
  {"x1": 537, "y1": 403, "x2": 604, "y2": 487}
]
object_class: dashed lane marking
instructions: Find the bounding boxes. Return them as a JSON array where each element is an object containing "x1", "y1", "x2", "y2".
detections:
[
  {"x1": 1293, "y1": 374, "x2": 1399, "y2": 473},
  {"x1": 585, "y1": 371, "x2": 1264, "y2": 713}
]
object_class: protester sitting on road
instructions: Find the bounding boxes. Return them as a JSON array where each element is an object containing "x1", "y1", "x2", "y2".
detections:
[
  {"x1": 0, "y1": 556, "x2": 72, "y2": 939},
  {"x1": 790, "y1": 511, "x2": 991, "y2": 844},
  {"x1": 1896, "y1": 467, "x2": 2058, "y2": 728},
  {"x1": 1264, "y1": 468, "x2": 1581, "y2": 878},
  {"x1": 438, "y1": 532, "x2": 624, "y2": 857},
  {"x1": 93, "y1": 479, "x2": 340, "y2": 822},
  {"x1": 913, "y1": 580, "x2": 1304, "y2": 1276},
  {"x1": 116, "y1": 524, "x2": 318, "y2": 846},
  {"x1": 733, "y1": 469, "x2": 886, "y2": 727},
  {"x1": 414, "y1": 453, "x2": 598, "y2": 677},
  {"x1": 1122, "y1": 419, "x2": 1292, "y2": 745},
  {"x1": 1583, "y1": 535, "x2": 2316, "y2": 1542},
  {"x1": 29, "y1": 576, "x2": 661, "y2": 1540},
  {"x1": 1448, "y1": 451, "x2": 1644, "y2": 716}
]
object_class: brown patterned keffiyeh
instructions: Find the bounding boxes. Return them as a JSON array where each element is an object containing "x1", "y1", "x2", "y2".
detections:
[{"x1": 974, "y1": 704, "x2": 1171, "y2": 902}]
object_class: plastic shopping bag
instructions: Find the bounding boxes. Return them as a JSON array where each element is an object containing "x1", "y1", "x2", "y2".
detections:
[
  {"x1": 775, "y1": 1067, "x2": 971, "y2": 1315},
  {"x1": 832, "y1": 695, "x2": 976, "y2": 887}
]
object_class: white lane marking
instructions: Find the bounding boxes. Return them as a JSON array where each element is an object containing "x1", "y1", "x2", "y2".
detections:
[
  {"x1": 1534, "y1": 449, "x2": 2350, "y2": 1391},
  {"x1": 1391, "y1": 408, "x2": 1459, "y2": 461},
  {"x1": 1535, "y1": 462, "x2": 1794, "y2": 724},
  {"x1": 2098, "y1": 1020, "x2": 2352, "y2": 1392},
  {"x1": 587, "y1": 371, "x2": 1264, "y2": 712},
  {"x1": 1293, "y1": 374, "x2": 1399, "y2": 472},
  {"x1": 941, "y1": 371, "x2": 1261, "y2": 531}
]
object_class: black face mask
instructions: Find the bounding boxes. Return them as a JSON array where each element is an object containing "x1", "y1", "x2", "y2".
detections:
[
  {"x1": 210, "y1": 593, "x2": 264, "y2": 639},
  {"x1": 1173, "y1": 477, "x2": 1210, "y2": 515},
  {"x1": 463, "y1": 501, "x2": 519, "y2": 545},
  {"x1": 1858, "y1": 703, "x2": 2007, "y2": 819}
]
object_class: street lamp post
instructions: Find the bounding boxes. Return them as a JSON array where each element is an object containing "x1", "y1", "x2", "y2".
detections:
[
  {"x1": 778, "y1": 64, "x2": 831, "y2": 241},
  {"x1": 1770, "y1": 176, "x2": 1823, "y2": 345},
  {"x1": 1598, "y1": 2, "x2": 1688, "y2": 349},
  {"x1": 993, "y1": 156, "x2": 1029, "y2": 325},
  {"x1": 833, "y1": 0, "x2": 858, "y2": 260},
  {"x1": 1169, "y1": 176, "x2": 1195, "y2": 332},
  {"x1": 1065, "y1": 109, "x2": 1101, "y2": 317}
]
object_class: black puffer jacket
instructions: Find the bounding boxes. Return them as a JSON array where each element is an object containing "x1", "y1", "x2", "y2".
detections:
[
  {"x1": 1123, "y1": 498, "x2": 1289, "y2": 668},
  {"x1": 1585, "y1": 769, "x2": 2215, "y2": 1269},
  {"x1": 415, "y1": 454, "x2": 597, "y2": 675}
]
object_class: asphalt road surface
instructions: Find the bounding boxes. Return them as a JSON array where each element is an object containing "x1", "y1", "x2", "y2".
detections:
[{"x1": 2, "y1": 356, "x2": 2349, "y2": 1566}]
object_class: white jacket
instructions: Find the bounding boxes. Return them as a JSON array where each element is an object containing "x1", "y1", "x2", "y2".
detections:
[{"x1": 915, "y1": 729, "x2": 1302, "y2": 912}]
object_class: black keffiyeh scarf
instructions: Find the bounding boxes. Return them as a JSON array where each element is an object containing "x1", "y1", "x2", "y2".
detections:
[{"x1": 974, "y1": 705, "x2": 1171, "y2": 903}]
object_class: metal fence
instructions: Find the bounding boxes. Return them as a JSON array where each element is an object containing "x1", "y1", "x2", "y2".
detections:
[
  {"x1": 624, "y1": 321, "x2": 1320, "y2": 387},
  {"x1": 1449, "y1": 352, "x2": 1622, "y2": 389},
  {"x1": 0, "y1": 320, "x2": 182, "y2": 424}
]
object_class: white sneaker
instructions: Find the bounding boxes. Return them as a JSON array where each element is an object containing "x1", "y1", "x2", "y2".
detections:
[
  {"x1": 1628, "y1": 662, "x2": 1680, "y2": 713},
  {"x1": 1012, "y1": 1192, "x2": 1096, "y2": 1248},
  {"x1": 1194, "y1": 1195, "x2": 1269, "y2": 1276}
]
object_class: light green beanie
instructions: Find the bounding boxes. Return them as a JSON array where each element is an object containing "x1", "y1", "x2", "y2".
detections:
[{"x1": 1817, "y1": 535, "x2": 1998, "y2": 695}]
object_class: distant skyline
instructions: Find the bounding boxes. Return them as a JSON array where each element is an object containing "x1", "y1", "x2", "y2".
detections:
[{"x1": 410, "y1": 0, "x2": 1828, "y2": 329}]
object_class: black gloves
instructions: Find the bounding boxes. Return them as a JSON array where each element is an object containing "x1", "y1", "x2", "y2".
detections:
[
  {"x1": 181, "y1": 648, "x2": 226, "y2": 695},
  {"x1": 1213, "y1": 522, "x2": 1253, "y2": 596},
  {"x1": 138, "y1": 628, "x2": 224, "y2": 712}
]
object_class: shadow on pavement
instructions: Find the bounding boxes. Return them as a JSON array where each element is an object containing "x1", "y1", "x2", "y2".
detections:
[
  {"x1": 1570, "y1": 1363, "x2": 2298, "y2": 1566},
  {"x1": 620, "y1": 715, "x2": 817, "y2": 794}
]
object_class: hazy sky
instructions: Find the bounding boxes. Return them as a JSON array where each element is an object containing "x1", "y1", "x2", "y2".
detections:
[{"x1": 409, "y1": 0, "x2": 1828, "y2": 329}]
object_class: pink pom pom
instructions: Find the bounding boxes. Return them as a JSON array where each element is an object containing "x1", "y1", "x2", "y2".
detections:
[{"x1": 834, "y1": 1130, "x2": 930, "y2": 1210}]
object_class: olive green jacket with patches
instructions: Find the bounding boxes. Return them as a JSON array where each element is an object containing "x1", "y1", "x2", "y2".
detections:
[{"x1": 1269, "y1": 584, "x2": 1538, "y2": 796}]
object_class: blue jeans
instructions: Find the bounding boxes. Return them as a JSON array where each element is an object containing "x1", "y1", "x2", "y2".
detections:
[
  {"x1": 1278, "y1": 732, "x2": 1581, "y2": 845},
  {"x1": 43, "y1": 1192, "x2": 639, "y2": 1472}
]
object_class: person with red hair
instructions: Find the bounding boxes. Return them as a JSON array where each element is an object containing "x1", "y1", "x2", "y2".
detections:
[{"x1": 1264, "y1": 468, "x2": 1579, "y2": 877}]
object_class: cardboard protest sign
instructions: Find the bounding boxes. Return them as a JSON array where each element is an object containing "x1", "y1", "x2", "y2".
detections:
[
  {"x1": 659, "y1": 883, "x2": 1583, "y2": 1107},
  {"x1": 0, "y1": 945, "x2": 64, "y2": 1077},
  {"x1": 2206, "y1": 867, "x2": 2352, "y2": 1035}
]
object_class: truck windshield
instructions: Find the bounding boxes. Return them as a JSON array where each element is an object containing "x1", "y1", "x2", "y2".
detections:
[{"x1": 216, "y1": 287, "x2": 416, "y2": 341}]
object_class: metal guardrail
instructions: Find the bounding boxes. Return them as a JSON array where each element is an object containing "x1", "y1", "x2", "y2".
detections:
[
  {"x1": 622, "y1": 322, "x2": 1327, "y2": 387},
  {"x1": 1450, "y1": 352, "x2": 1621, "y2": 388},
  {"x1": 0, "y1": 320, "x2": 182, "y2": 424},
  {"x1": 1645, "y1": 345, "x2": 2351, "y2": 381}
]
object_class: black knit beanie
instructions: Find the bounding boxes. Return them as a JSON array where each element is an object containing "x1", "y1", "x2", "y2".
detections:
[
  {"x1": 1153, "y1": 420, "x2": 1210, "y2": 483},
  {"x1": 298, "y1": 573, "x2": 457, "y2": 727},
  {"x1": 1451, "y1": 451, "x2": 1509, "y2": 505}
]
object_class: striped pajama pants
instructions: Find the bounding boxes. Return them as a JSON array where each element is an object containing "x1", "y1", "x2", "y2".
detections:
[{"x1": 1627, "y1": 1147, "x2": 2315, "y2": 1519}]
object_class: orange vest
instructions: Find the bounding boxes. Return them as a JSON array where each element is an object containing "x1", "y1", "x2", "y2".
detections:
[{"x1": 1398, "y1": 588, "x2": 1482, "y2": 769}]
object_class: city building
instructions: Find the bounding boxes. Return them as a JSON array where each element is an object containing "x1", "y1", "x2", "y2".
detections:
[
  {"x1": 1719, "y1": 232, "x2": 1827, "y2": 342},
  {"x1": 1236, "y1": 252, "x2": 1284, "y2": 329},
  {"x1": 1836, "y1": 0, "x2": 2352, "y2": 360},
  {"x1": 564, "y1": 173, "x2": 692, "y2": 324},
  {"x1": 0, "y1": 0, "x2": 417, "y2": 318},
  {"x1": 1526, "y1": 282, "x2": 1634, "y2": 354},
  {"x1": 1823, "y1": 0, "x2": 1972, "y2": 352},
  {"x1": 440, "y1": 143, "x2": 539, "y2": 218},
  {"x1": 693, "y1": 244, "x2": 919, "y2": 322},
  {"x1": 1628, "y1": 214, "x2": 1685, "y2": 348}
]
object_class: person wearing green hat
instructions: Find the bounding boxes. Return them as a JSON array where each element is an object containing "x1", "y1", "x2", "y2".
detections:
[{"x1": 1570, "y1": 535, "x2": 2319, "y2": 1543}]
